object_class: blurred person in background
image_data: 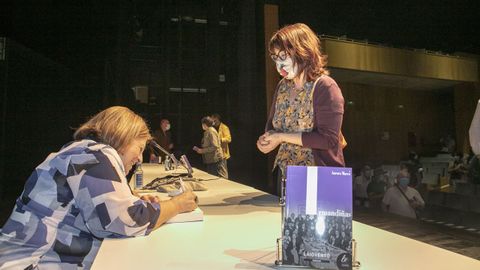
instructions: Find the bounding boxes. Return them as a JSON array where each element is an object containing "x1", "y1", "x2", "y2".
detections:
[
  {"x1": 353, "y1": 165, "x2": 373, "y2": 208},
  {"x1": 193, "y1": 116, "x2": 227, "y2": 178},
  {"x1": 382, "y1": 170, "x2": 424, "y2": 219},
  {"x1": 211, "y1": 113, "x2": 231, "y2": 178},
  {"x1": 150, "y1": 118, "x2": 174, "y2": 162}
]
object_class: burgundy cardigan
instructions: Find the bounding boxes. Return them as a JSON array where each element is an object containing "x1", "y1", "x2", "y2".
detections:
[{"x1": 265, "y1": 75, "x2": 345, "y2": 167}]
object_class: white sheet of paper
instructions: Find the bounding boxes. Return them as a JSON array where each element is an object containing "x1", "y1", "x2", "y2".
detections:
[{"x1": 166, "y1": 207, "x2": 203, "y2": 224}]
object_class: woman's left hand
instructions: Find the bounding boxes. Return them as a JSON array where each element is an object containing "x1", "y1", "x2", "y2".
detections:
[
  {"x1": 259, "y1": 132, "x2": 283, "y2": 153},
  {"x1": 140, "y1": 194, "x2": 161, "y2": 204}
]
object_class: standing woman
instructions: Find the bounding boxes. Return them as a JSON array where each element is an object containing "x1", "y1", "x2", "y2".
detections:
[
  {"x1": 0, "y1": 106, "x2": 197, "y2": 269},
  {"x1": 193, "y1": 116, "x2": 227, "y2": 178},
  {"x1": 257, "y1": 23, "x2": 346, "y2": 185}
]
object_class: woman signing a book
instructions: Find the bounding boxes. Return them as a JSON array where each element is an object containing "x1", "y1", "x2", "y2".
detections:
[{"x1": 0, "y1": 106, "x2": 197, "y2": 269}]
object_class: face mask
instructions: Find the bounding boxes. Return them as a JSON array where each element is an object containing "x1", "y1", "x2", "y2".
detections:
[
  {"x1": 275, "y1": 56, "x2": 298, "y2": 80},
  {"x1": 165, "y1": 124, "x2": 171, "y2": 131},
  {"x1": 398, "y1": 177, "x2": 410, "y2": 187}
]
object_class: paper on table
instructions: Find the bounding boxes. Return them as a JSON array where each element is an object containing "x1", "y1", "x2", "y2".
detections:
[
  {"x1": 135, "y1": 188, "x2": 203, "y2": 224},
  {"x1": 166, "y1": 207, "x2": 204, "y2": 224}
]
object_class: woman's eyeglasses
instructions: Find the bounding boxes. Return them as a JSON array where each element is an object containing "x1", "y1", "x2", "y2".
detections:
[{"x1": 270, "y1": 51, "x2": 288, "y2": 61}]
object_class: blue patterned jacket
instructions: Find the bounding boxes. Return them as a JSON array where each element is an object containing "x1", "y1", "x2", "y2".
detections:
[{"x1": 0, "y1": 140, "x2": 160, "y2": 269}]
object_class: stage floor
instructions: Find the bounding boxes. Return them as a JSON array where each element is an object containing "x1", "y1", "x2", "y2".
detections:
[{"x1": 353, "y1": 207, "x2": 480, "y2": 261}]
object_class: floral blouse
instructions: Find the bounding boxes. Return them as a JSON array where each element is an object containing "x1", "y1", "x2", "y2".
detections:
[{"x1": 272, "y1": 79, "x2": 318, "y2": 174}]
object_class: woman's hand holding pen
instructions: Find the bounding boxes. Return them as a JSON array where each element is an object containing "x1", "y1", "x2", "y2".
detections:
[
  {"x1": 140, "y1": 194, "x2": 161, "y2": 204},
  {"x1": 171, "y1": 191, "x2": 198, "y2": 213}
]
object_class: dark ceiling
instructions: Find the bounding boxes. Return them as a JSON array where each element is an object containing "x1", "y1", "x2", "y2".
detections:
[{"x1": 1, "y1": 0, "x2": 479, "y2": 75}]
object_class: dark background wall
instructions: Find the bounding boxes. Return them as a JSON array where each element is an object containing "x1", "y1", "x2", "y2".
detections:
[
  {"x1": 0, "y1": 0, "x2": 479, "y2": 224},
  {"x1": 340, "y1": 82, "x2": 480, "y2": 169},
  {"x1": 278, "y1": 0, "x2": 480, "y2": 55}
]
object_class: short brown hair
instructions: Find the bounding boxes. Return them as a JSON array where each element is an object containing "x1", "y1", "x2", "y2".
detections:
[
  {"x1": 268, "y1": 23, "x2": 329, "y2": 81},
  {"x1": 201, "y1": 116, "x2": 214, "y2": 127},
  {"x1": 74, "y1": 106, "x2": 152, "y2": 151}
]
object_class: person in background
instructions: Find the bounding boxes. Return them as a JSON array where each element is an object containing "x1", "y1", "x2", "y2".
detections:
[
  {"x1": 353, "y1": 165, "x2": 373, "y2": 208},
  {"x1": 193, "y1": 116, "x2": 227, "y2": 178},
  {"x1": 405, "y1": 151, "x2": 422, "y2": 188},
  {"x1": 367, "y1": 168, "x2": 388, "y2": 208},
  {"x1": 448, "y1": 152, "x2": 469, "y2": 181},
  {"x1": 150, "y1": 118, "x2": 174, "y2": 162},
  {"x1": 211, "y1": 113, "x2": 231, "y2": 178},
  {"x1": 256, "y1": 23, "x2": 346, "y2": 193},
  {"x1": 0, "y1": 106, "x2": 197, "y2": 269},
  {"x1": 439, "y1": 134, "x2": 456, "y2": 154},
  {"x1": 382, "y1": 171, "x2": 424, "y2": 219}
]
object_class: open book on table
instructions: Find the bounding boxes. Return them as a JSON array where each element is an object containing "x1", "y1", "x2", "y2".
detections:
[
  {"x1": 166, "y1": 207, "x2": 203, "y2": 224},
  {"x1": 136, "y1": 189, "x2": 203, "y2": 224}
]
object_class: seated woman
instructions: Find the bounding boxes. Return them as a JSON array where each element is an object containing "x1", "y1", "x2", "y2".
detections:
[{"x1": 0, "y1": 106, "x2": 197, "y2": 269}]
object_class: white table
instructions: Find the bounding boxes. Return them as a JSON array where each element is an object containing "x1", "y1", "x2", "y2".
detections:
[{"x1": 92, "y1": 165, "x2": 480, "y2": 270}]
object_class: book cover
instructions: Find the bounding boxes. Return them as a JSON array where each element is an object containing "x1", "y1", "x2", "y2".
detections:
[{"x1": 283, "y1": 166, "x2": 352, "y2": 270}]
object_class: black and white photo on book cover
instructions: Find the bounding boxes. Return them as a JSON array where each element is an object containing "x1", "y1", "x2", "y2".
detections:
[{"x1": 283, "y1": 166, "x2": 353, "y2": 270}]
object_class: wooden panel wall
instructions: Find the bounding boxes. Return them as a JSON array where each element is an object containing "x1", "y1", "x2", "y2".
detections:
[
  {"x1": 323, "y1": 38, "x2": 479, "y2": 82},
  {"x1": 339, "y1": 82, "x2": 462, "y2": 168}
]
